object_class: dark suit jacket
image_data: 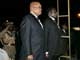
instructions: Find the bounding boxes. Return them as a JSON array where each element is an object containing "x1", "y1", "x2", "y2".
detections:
[
  {"x1": 44, "y1": 17, "x2": 66, "y2": 56},
  {"x1": 15, "y1": 30, "x2": 22, "y2": 60},
  {"x1": 20, "y1": 13, "x2": 44, "y2": 59}
]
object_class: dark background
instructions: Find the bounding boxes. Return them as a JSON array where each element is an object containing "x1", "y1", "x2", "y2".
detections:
[{"x1": 0, "y1": 0, "x2": 80, "y2": 27}]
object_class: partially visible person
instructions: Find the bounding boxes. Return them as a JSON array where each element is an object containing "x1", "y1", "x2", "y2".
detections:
[
  {"x1": 44, "y1": 8, "x2": 67, "y2": 60},
  {"x1": 61, "y1": 23, "x2": 68, "y2": 35},
  {"x1": 0, "y1": 48, "x2": 9, "y2": 60},
  {"x1": 0, "y1": 21, "x2": 16, "y2": 60},
  {"x1": 60, "y1": 23, "x2": 69, "y2": 56},
  {"x1": 0, "y1": 24, "x2": 9, "y2": 60},
  {"x1": 0, "y1": 26, "x2": 3, "y2": 48},
  {"x1": 20, "y1": 1, "x2": 45, "y2": 60}
]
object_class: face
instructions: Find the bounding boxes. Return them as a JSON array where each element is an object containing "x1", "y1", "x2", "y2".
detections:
[
  {"x1": 30, "y1": 2, "x2": 42, "y2": 16},
  {"x1": 51, "y1": 9, "x2": 57, "y2": 18},
  {"x1": 63, "y1": 24, "x2": 68, "y2": 30}
]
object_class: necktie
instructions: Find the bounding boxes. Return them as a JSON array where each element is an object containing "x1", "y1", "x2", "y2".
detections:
[{"x1": 37, "y1": 18, "x2": 43, "y2": 29}]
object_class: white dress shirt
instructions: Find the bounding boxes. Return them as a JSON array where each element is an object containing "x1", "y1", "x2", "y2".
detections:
[{"x1": 30, "y1": 12, "x2": 43, "y2": 29}]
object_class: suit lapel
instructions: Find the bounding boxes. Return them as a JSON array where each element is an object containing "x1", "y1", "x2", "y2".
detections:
[
  {"x1": 49, "y1": 17, "x2": 60, "y2": 29},
  {"x1": 49, "y1": 17, "x2": 57, "y2": 25},
  {"x1": 30, "y1": 14, "x2": 43, "y2": 29}
]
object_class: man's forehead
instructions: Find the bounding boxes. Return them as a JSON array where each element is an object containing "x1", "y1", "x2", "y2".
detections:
[{"x1": 30, "y1": 2, "x2": 41, "y2": 6}]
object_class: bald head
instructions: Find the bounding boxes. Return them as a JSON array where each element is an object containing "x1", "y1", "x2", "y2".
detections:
[
  {"x1": 30, "y1": 1, "x2": 42, "y2": 16},
  {"x1": 30, "y1": 1, "x2": 41, "y2": 7}
]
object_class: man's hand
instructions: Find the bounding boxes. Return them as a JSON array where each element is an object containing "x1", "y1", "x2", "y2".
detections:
[
  {"x1": 45, "y1": 52, "x2": 48, "y2": 58},
  {"x1": 27, "y1": 55, "x2": 33, "y2": 60}
]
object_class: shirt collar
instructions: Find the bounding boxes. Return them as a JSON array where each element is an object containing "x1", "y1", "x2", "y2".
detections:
[
  {"x1": 30, "y1": 11, "x2": 38, "y2": 18},
  {"x1": 49, "y1": 16, "x2": 55, "y2": 21}
]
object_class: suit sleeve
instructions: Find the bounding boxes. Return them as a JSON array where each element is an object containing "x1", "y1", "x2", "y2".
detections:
[
  {"x1": 20, "y1": 17, "x2": 32, "y2": 55},
  {"x1": 44, "y1": 21, "x2": 49, "y2": 51}
]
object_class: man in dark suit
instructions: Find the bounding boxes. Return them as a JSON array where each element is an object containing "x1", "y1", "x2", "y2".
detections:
[
  {"x1": 44, "y1": 8, "x2": 66, "y2": 60},
  {"x1": 20, "y1": 1, "x2": 45, "y2": 60}
]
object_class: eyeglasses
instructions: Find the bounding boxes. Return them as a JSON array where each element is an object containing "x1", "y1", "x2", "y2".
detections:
[{"x1": 33, "y1": 6, "x2": 42, "y2": 9}]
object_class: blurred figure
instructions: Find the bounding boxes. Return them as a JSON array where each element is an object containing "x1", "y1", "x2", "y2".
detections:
[
  {"x1": 60, "y1": 23, "x2": 69, "y2": 58},
  {"x1": 20, "y1": 1, "x2": 45, "y2": 60},
  {"x1": 61, "y1": 23, "x2": 68, "y2": 35},
  {"x1": 0, "y1": 26, "x2": 3, "y2": 48},
  {"x1": 0, "y1": 21, "x2": 16, "y2": 60},
  {"x1": 44, "y1": 8, "x2": 67, "y2": 60}
]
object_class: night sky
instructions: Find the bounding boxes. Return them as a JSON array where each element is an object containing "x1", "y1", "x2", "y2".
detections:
[{"x1": 0, "y1": 0, "x2": 80, "y2": 27}]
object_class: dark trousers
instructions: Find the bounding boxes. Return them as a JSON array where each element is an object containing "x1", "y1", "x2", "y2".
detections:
[{"x1": 19, "y1": 52, "x2": 45, "y2": 60}]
